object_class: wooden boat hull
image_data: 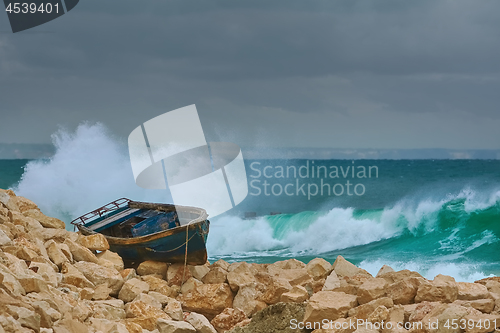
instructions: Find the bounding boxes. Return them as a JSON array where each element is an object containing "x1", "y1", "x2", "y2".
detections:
[{"x1": 75, "y1": 200, "x2": 210, "y2": 265}]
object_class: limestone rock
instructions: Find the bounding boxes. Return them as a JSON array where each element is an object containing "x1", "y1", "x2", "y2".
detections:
[
  {"x1": 0, "y1": 229, "x2": 12, "y2": 246},
  {"x1": 415, "y1": 274, "x2": 458, "y2": 303},
  {"x1": 90, "y1": 300, "x2": 126, "y2": 320},
  {"x1": 259, "y1": 277, "x2": 293, "y2": 304},
  {"x1": 232, "y1": 282, "x2": 267, "y2": 317},
  {"x1": 157, "y1": 319, "x2": 196, "y2": 333},
  {"x1": 178, "y1": 283, "x2": 234, "y2": 319},
  {"x1": 386, "y1": 277, "x2": 421, "y2": 305},
  {"x1": 189, "y1": 264, "x2": 210, "y2": 281},
  {"x1": 167, "y1": 263, "x2": 193, "y2": 286},
  {"x1": 280, "y1": 285, "x2": 309, "y2": 303},
  {"x1": 61, "y1": 262, "x2": 94, "y2": 289},
  {"x1": 119, "y1": 278, "x2": 150, "y2": 303},
  {"x1": 125, "y1": 300, "x2": 170, "y2": 319},
  {"x1": 142, "y1": 275, "x2": 176, "y2": 297},
  {"x1": 133, "y1": 293, "x2": 162, "y2": 309},
  {"x1": 332, "y1": 256, "x2": 371, "y2": 278},
  {"x1": 137, "y1": 261, "x2": 168, "y2": 279},
  {"x1": 322, "y1": 271, "x2": 341, "y2": 291},
  {"x1": 348, "y1": 297, "x2": 394, "y2": 319},
  {"x1": 4, "y1": 304, "x2": 41, "y2": 332},
  {"x1": 211, "y1": 259, "x2": 230, "y2": 271},
  {"x1": 73, "y1": 261, "x2": 124, "y2": 295},
  {"x1": 185, "y1": 312, "x2": 217, "y2": 333},
  {"x1": 164, "y1": 299, "x2": 184, "y2": 321},
  {"x1": 63, "y1": 239, "x2": 98, "y2": 264},
  {"x1": 210, "y1": 308, "x2": 247, "y2": 333},
  {"x1": 23, "y1": 209, "x2": 66, "y2": 229},
  {"x1": 376, "y1": 265, "x2": 395, "y2": 277},
  {"x1": 203, "y1": 267, "x2": 228, "y2": 284},
  {"x1": 357, "y1": 278, "x2": 388, "y2": 304},
  {"x1": 120, "y1": 268, "x2": 138, "y2": 281},
  {"x1": 180, "y1": 277, "x2": 203, "y2": 294},
  {"x1": 271, "y1": 259, "x2": 307, "y2": 270},
  {"x1": 306, "y1": 258, "x2": 332, "y2": 280},
  {"x1": 303, "y1": 291, "x2": 358, "y2": 324},
  {"x1": 457, "y1": 282, "x2": 490, "y2": 301},
  {"x1": 148, "y1": 291, "x2": 175, "y2": 307},
  {"x1": 227, "y1": 262, "x2": 258, "y2": 292}
]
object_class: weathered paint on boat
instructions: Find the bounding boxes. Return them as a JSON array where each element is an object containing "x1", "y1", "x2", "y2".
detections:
[{"x1": 74, "y1": 200, "x2": 210, "y2": 265}]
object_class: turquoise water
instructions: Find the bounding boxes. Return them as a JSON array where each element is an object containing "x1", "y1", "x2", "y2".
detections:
[{"x1": 1, "y1": 129, "x2": 499, "y2": 282}]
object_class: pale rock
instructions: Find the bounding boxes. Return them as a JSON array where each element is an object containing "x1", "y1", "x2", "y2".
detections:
[
  {"x1": 167, "y1": 263, "x2": 193, "y2": 286},
  {"x1": 157, "y1": 319, "x2": 196, "y2": 333},
  {"x1": 357, "y1": 278, "x2": 388, "y2": 304},
  {"x1": 0, "y1": 229, "x2": 12, "y2": 246},
  {"x1": 5, "y1": 305, "x2": 41, "y2": 332},
  {"x1": 121, "y1": 268, "x2": 138, "y2": 281},
  {"x1": 202, "y1": 267, "x2": 228, "y2": 284},
  {"x1": 52, "y1": 315, "x2": 89, "y2": 333},
  {"x1": 303, "y1": 291, "x2": 358, "y2": 324},
  {"x1": 23, "y1": 209, "x2": 66, "y2": 229},
  {"x1": 180, "y1": 277, "x2": 203, "y2": 294},
  {"x1": 0, "y1": 189, "x2": 19, "y2": 211},
  {"x1": 367, "y1": 305, "x2": 390, "y2": 323},
  {"x1": 86, "y1": 318, "x2": 117, "y2": 332},
  {"x1": 90, "y1": 299, "x2": 126, "y2": 320},
  {"x1": 29, "y1": 262, "x2": 58, "y2": 287},
  {"x1": 93, "y1": 284, "x2": 112, "y2": 300},
  {"x1": 233, "y1": 282, "x2": 267, "y2": 317},
  {"x1": 61, "y1": 262, "x2": 94, "y2": 289},
  {"x1": 78, "y1": 233, "x2": 110, "y2": 251},
  {"x1": 271, "y1": 258, "x2": 306, "y2": 270},
  {"x1": 322, "y1": 271, "x2": 342, "y2": 291},
  {"x1": 17, "y1": 271, "x2": 49, "y2": 293},
  {"x1": 125, "y1": 300, "x2": 170, "y2": 320},
  {"x1": 348, "y1": 297, "x2": 394, "y2": 319},
  {"x1": 148, "y1": 291, "x2": 175, "y2": 307},
  {"x1": 457, "y1": 282, "x2": 490, "y2": 301},
  {"x1": 210, "y1": 308, "x2": 247, "y2": 333},
  {"x1": 57, "y1": 243, "x2": 73, "y2": 262},
  {"x1": 407, "y1": 301, "x2": 441, "y2": 322},
  {"x1": 11, "y1": 195, "x2": 39, "y2": 213},
  {"x1": 386, "y1": 277, "x2": 421, "y2": 305},
  {"x1": 377, "y1": 269, "x2": 424, "y2": 284},
  {"x1": 306, "y1": 258, "x2": 333, "y2": 280},
  {"x1": 415, "y1": 274, "x2": 458, "y2": 303},
  {"x1": 462, "y1": 313, "x2": 500, "y2": 333},
  {"x1": 164, "y1": 299, "x2": 184, "y2": 321},
  {"x1": 454, "y1": 299, "x2": 496, "y2": 314},
  {"x1": 178, "y1": 283, "x2": 233, "y2": 319},
  {"x1": 119, "y1": 278, "x2": 150, "y2": 303},
  {"x1": 268, "y1": 267, "x2": 312, "y2": 286},
  {"x1": 121, "y1": 320, "x2": 144, "y2": 333},
  {"x1": 133, "y1": 292, "x2": 162, "y2": 309},
  {"x1": 259, "y1": 276, "x2": 293, "y2": 305},
  {"x1": 73, "y1": 261, "x2": 124, "y2": 295},
  {"x1": 211, "y1": 259, "x2": 230, "y2": 271},
  {"x1": 79, "y1": 287, "x2": 94, "y2": 300},
  {"x1": 226, "y1": 262, "x2": 257, "y2": 292},
  {"x1": 189, "y1": 264, "x2": 210, "y2": 281},
  {"x1": 63, "y1": 238, "x2": 99, "y2": 264},
  {"x1": 137, "y1": 261, "x2": 168, "y2": 278},
  {"x1": 142, "y1": 275, "x2": 176, "y2": 297},
  {"x1": 332, "y1": 256, "x2": 371, "y2": 278},
  {"x1": 376, "y1": 265, "x2": 395, "y2": 277},
  {"x1": 40, "y1": 228, "x2": 79, "y2": 243},
  {"x1": 281, "y1": 285, "x2": 309, "y2": 303},
  {"x1": 96, "y1": 250, "x2": 124, "y2": 272},
  {"x1": 125, "y1": 317, "x2": 162, "y2": 331},
  {"x1": 185, "y1": 312, "x2": 217, "y2": 333}
]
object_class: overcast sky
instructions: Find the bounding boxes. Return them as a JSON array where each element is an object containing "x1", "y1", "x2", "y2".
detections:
[{"x1": 1, "y1": 0, "x2": 500, "y2": 149}]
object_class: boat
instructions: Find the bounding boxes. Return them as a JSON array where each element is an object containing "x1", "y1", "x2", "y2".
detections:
[{"x1": 71, "y1": 198, "x2": 210, "y2": 265}]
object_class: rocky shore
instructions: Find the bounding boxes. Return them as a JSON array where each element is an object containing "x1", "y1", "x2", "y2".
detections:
[{"x1": 0, "y1": 189, "x2": 499, "y2": 333}]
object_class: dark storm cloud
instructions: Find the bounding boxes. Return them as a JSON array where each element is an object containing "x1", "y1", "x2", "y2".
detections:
[{"x1": 0, "y1": 0, "x2": 500, "y2": 148}]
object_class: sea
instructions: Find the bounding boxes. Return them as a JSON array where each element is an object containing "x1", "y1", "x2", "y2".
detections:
[{"x1": 0, "y1": 124, "x2": 499, "y2": 282}]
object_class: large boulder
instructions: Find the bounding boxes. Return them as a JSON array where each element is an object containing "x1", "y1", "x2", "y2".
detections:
[
  {"x1": 233, "y1": 282, "x2": 267, "y2": 317},
  {"x1": 142, "y1": 275, "x2": 176, "y2": 297},
  {"x1": 386, "y1": 277, "x2": 421, "y2": 305},
  {"x1": 157, "y1": 319, "x2": 196, "y2": 333},
  {"x1": 78, "y1": 234, "x2": 109, "y2": 251},
  {"x1": 457, "y1": 282, "x2": 490, "y2": 301},
  {"x1": 178, "y1": 283, "x2": 234, "y2": 319},
  {"x1": 332, "y1": 256, "x2": 371, "y2": 278},
  {"x1": 96, "y1": 250, "x2": 124, "y2": 272},
  {"x1": 210, "y1": 308, "x2": 247, "y2": 333},
  {"x1": 63, "y1": 239, "x2": 98, "y2": 264},
  {"x1": 303, "y1": 291, "x2": 358, "y2": 324},
  {"x1": 73, "y1": 261, "x2": 124, "y2": 295},
  {"x1": 203, "y1": 267, "x2": 228, "y2": 284},
  {"x1": 415, "y1": 274, "x2": 458, "y2": 303},
  {"x1": 23, "y1": 209, "x2": 66, "y2": 229},
  {"x1": 118, "y1": 278, "x2": 150, "y2": 303},
  {"x1": 185, "y1": 312, "x2": 217, "y2": 333},
  {"x1": 322, "y1": 271, "x2": 341, "y2": 291},
  {"x1": 306, "y1": 258, "x2": 332, "y2": 280},
  {"x1": 357, "y1": 278, "x2": 388, "y2": 304},
  {"x1": 137, "y1": 261, "x2": 168, "y2": 279}
]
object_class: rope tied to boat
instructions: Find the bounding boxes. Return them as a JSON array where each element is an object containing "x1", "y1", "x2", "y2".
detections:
[{"x1": 180, "y1": 222, "x2": 190, "y2": 288}]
